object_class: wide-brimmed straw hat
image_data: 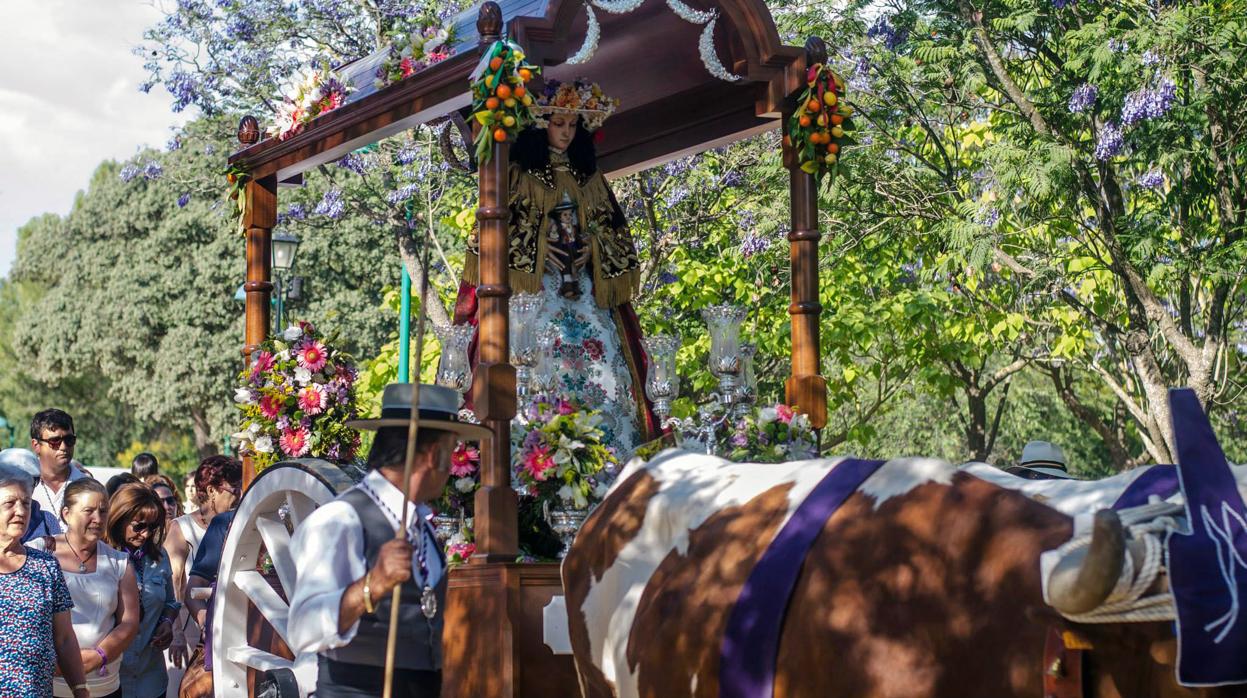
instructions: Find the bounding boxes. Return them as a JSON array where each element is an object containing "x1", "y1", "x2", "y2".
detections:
[
  {"x1": 534, "y1": 79, "x2": 620, "y2": 132},
  {"x1": 346, "y1": 384, "x2": 491, "y2": 442}
]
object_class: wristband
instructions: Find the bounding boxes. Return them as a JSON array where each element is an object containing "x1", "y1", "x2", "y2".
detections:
[
  {"x1": 363, "y1": 572, "x2": 376, "y2": 614},
  {"x1": 94, "y1": 646, "x2": 108, "y2": 676},
  {"x1": 71, "y1": 685, "x2": 87, "y2": 692}
]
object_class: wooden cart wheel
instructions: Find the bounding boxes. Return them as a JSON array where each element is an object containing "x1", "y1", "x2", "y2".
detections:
[{"x1": 211, "y1": 459, "x2": 360, "y2": 697}]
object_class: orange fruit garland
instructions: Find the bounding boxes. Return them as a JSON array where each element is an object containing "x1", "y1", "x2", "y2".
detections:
[
  {"x1": 493, "y1": 128, "x2": 507, "y2": 142},
  {"x1": 489, "y1": 57, "x2": 503, "y2": 71},
  {"x1": 831, "y1": 114, "x2": 844, "y2": 125},
  {"x1": 807, "y1": 99, "x2": 821, "y2": 112},
  {"x1": 798, "y1": 115, "x2": 811, "y2": 127},
  {"x1": 518, "y1": 68, "x2": 532, "y2": 81},
  {"x1": 485, "y1": 97, "x2": 500, "y2": 110},
  {"x1": 514, "y1": 85, "x2": 526, "y2": 98},
  {"x1": 496, "y1": 84, "x2": 512, "y2": 99}
]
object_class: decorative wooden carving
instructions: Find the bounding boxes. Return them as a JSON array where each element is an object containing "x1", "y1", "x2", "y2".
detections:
[
  {"x1": 237, "y1": 115, "x2": 261, "y2": 146},
  {"x1": 804, "y1": 36, "x2": 828, "y2": 67},
  {"x1": 477, "y1": 1, "x2": 503, "y2": 46},
  {"x1": 472, "y1": 5, "x2": 519, "y2": 562},
  {"x1": 782, "y1": 38, "x2": 829, "y2": 430}
]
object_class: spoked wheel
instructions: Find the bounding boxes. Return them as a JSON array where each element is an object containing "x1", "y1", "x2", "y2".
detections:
[{"x1": 212, "y1": 459, "x2": 360, "y2": 697}]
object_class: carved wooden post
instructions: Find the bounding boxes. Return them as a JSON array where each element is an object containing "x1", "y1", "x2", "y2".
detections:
[
  {"x1": 238, "y1": 115, "x2": 275, "y2": 485},
  {"x1": 782, "y1": 38, "x2": 829, "y2": 430},
  {"x1": 471, "y1": 1, "x2": 519, "y2": 561}
]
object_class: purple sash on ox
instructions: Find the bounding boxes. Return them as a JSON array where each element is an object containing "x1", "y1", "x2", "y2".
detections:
[
  {"x1": 1167, "y1": 388, "x2": 1247, "y2": 686},
  {"x1": 719, "y1": 458, "x2": 886, "y2": 698},
  {"x1": 1112, "y1": 464, "x2": 1179, "y2": 510}
]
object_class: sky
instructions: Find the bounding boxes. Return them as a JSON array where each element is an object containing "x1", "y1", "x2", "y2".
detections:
[{"x1": 0, "y1": 0, "x2": 188, "y2": 278}]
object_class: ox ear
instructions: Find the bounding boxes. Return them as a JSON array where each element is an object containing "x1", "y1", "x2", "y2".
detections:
[{"x1": 1047, "y1": 509, "x2": 1127, "y2": 616}]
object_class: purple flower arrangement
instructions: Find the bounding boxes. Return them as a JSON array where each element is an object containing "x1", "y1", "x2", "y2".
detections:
[{"x1": 719, "y1": 403, "x2": 818, "y2": 463}]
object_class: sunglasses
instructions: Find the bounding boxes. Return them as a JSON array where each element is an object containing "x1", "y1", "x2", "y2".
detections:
[
  {"x1": 159, "y1": 496, "x2": 178, "y2": 507},
  {"x1": 36, "y1": 435, "x2": 77, "y2": 449},
  {"x1": 128, "y1": 520, "x2": 158, "y2": 533}
]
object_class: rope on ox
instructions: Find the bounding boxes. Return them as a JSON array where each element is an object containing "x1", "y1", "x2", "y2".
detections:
[{"x1": 1052, "y1": 501, "x2": 1184, "y2": 624}]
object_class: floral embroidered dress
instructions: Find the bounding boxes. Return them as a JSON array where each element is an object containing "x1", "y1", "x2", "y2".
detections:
[
  {"x1": 456, "y1": 149, "x2": 660, "y2": 456},
  {"x1": 0, "y1": 547, "x2": 73, "y2": 698}
]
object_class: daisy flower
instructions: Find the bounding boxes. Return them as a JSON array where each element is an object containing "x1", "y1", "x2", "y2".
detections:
[
  {"x1": 298, "y1": 384, "x2": 327, "y2": 416},
  {"x1": 298, "y1": 341, "x2": 329, "y2": 372}
]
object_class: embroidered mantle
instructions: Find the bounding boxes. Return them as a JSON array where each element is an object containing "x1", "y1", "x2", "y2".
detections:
[{"x1": 462, "y1": 153, "x2": 640, "y2": 309}]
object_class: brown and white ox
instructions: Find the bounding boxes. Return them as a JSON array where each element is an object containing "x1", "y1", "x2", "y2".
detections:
[{"x1": 562, "y1": 451, "x2": 1247, "y2": 698}]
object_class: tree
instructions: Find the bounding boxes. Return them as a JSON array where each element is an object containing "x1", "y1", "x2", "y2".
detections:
[{"x1": 8, "y1": 118, "x2": 403, "y2": 457}]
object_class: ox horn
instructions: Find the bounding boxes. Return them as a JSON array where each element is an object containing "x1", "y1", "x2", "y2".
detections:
[{"x1": 1047, "y1": 509, "x2": 1127, "y2": 616}]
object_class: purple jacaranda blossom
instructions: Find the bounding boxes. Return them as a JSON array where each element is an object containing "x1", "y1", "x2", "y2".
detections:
[
  {"x1": 119, "y1": 164, "x2": 140, "y2": 182},
  {"x1": 720, "y1": 170, "x2": 744, "y2": 187},
  {"x1": 740, "y1": 232, "x2": 769, "y2": 258},
  {"x1": 1137, "y1": 168, "x2": 1165, "y2": 189},
  {"x1": 387, "y1": 183, "x2": 418, "y2": 205},
  {"x1": 177, "y1": 192, "x2": 191, "y2": 208},
  {"x1": 1121, "y1": 78, "x2": 1177, "y2": 125},
  {"x1": 166, "y1": 136, "x2": 182, "y2": 151},
  {"x1": 337, "y1": 152, "x2": 368, "y2": 175},
  {"x1": 396, "y1": 143, "x2": 420, "y2": 165},
  {"x1": 1141, "y1": 49, "x2": 1162, "y2": 67},
  {"x1": 657, "y1": 271, "x2": 678, "y2": 285},
  {"x1": 979, "y1": 207, "x2": 1001, "y2": 228},
  {"x1": 286, "y1": 203, "x2": 306, "y2": 221},
  {"x1": 1067, "y1": 83, "x2": 1098, "y2": 114},
  {"x1": 167, "y1": 71, "x2": 199, "y2": 112},
  {"x1": 1095, "y1": 122, "x2": 1124, "y2": 160},
  {"x1": 867, "y1": 16, "x2": 908, "y2": 50},
  {"x1": 314, "y1": 188, "x2": 345, "y2": 219},
  {"x1": 143, "y1": 161, "x2": 163, "y2": 179},
  {"x1": 1108, "y1": 38, "x2": 1130, "y2": 53}
]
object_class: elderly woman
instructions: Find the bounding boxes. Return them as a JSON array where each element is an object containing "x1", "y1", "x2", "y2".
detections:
[
  {"x1": 105, "y1": 484, "x2": 180, "y2": 698},
  {"x1": 30, "y1": 478, "x2": 140, "y2": 698},
  {"x1": 0, "y1": 463, "x2": 92, "y2": 698}
]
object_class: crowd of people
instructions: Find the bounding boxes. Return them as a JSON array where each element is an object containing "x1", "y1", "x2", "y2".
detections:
[{"x1": 0, "y1": 409, "x2": 242, "y2": 698}]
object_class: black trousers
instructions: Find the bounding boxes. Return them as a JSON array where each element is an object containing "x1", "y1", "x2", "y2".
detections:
[{"x1": 316, "y1": 656, "x2": 441, "y2": 698}]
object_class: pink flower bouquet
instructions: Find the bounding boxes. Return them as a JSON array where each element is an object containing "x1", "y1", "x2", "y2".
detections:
[
  {"x1": 720, "y1": 403, "x2": 818, "y2": 463},
  {"x1": 511, "y1": 396, "x2": 618, "y2": 510},
  {"x1": 233, "y1": 321, "x2": 361, "y2": 470}
]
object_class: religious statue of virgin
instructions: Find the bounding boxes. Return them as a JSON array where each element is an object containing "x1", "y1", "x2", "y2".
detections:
[{"x1": 454, "y1": 79, "x2": 659, "y2": 455}]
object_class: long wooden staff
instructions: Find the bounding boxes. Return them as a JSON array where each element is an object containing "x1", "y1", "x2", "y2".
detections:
[{"x1": 382, "y1": 228, "x2": 434, "y2": 698}]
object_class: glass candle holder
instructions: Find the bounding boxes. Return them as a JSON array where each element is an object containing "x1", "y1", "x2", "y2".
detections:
[
  {"x1": 434, "y1": 324, "x2": 475, "y2": 395},
  {"x1": 509, "y1": 292, "x2": 544, "y2": 396},
  {"x1": 642, "y1": 334, "x2": 681, "y2": 419},
  {"x1": 701, "y1": 304, "x2": 747, "y2": 382},
  {"x1": 736, "y1": 342, "x2": 758, "y2": 408},
  {"x1": 532, "y1": 324, "x2": 562, "y2": 396}
]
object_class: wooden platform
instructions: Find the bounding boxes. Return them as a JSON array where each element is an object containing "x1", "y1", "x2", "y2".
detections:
[{"x1": 443, "y1": 562, "x2": 580, "y2": 697}]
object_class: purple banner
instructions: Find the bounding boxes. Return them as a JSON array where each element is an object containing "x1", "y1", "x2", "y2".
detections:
[
  {"x1": 1167, "y1": 388, "x2": 1247, "y2": 686},
  {"x1": 719, "y1": 458, "x2": 885, "y2": 698}
]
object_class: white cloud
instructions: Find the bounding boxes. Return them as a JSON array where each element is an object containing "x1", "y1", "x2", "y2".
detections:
[{"x1": 0, "y1": 0, "x2": 191, "y2": 277}]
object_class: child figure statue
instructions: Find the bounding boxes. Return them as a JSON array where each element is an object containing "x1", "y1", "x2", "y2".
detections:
[{"x1": 549, "y1": 193, "x2": 584, "y2": 300}]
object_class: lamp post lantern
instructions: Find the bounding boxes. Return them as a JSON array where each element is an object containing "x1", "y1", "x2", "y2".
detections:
[{"x1": 270, "y1": 230, "x2": 300, "y2": 333}]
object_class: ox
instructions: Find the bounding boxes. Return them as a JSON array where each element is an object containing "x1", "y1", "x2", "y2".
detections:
[{"x1": 562, "y1": 452, "x2": 1247, "y2": 698}]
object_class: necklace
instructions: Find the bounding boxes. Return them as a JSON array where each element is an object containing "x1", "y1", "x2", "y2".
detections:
[
  {"x1": 359, "y1": 480, "x2": 438, "y2": 619},
  {"x1": 65, "y1": 537, "x2": 95, "y2": 573}
]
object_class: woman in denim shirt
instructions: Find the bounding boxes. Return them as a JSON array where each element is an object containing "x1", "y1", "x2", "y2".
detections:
[{"x1": 105, "y1": 484, "x2": 180, "y2": 698}]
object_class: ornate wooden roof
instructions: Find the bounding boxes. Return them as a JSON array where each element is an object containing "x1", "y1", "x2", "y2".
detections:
[{"x1": 229, "y1": 0, "x2": 808, "y2": 182}]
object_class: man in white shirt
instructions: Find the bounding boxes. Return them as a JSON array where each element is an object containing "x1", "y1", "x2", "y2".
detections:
[
  {"x1": 29, "y1": 408, "x2": 88, "y2": 518},
  {"x1": 287, "y1": 384, "x2": 490, "y2": 698}
]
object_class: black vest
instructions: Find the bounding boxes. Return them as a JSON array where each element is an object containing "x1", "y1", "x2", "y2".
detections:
[{"x1": 322, "y1": 488, "x2": 448, "y2": 671}]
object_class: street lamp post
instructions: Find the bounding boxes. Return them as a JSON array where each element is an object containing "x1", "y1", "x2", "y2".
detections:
[{"x1": 270, "y1": 230, "x2": 301, "y2": 333}]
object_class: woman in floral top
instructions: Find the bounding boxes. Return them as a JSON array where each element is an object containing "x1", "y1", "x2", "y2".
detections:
[{"x1": 0, "y1": 463, "x2": 91, "y2": 698}]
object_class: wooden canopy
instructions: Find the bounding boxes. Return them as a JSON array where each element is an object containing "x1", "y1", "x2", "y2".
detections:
[
  {"x1": 230, "y1": 3, "x2": 828, "y2": 692},
  {"x1": 229, "y1": 0, "x2": 810, "y2": 181}
]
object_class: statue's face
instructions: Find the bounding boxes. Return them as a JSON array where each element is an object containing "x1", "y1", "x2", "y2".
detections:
[{"x1": 546, "y1": 113, "x2": 576, "y2": 151}]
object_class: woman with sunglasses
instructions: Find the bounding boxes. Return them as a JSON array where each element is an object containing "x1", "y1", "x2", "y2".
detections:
[
  {"x1": 105, "y1": 484, "x2": 179, "y2": 698},
  {"x1": 164, "y1": 456, "x2": 239, "y2": 673},
  {"x1": 142, "y1": 475, "x2": 183, "y2": 523},
  {"x1": 28, "y1": 478, "x2": 140, "y2": 697}
]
